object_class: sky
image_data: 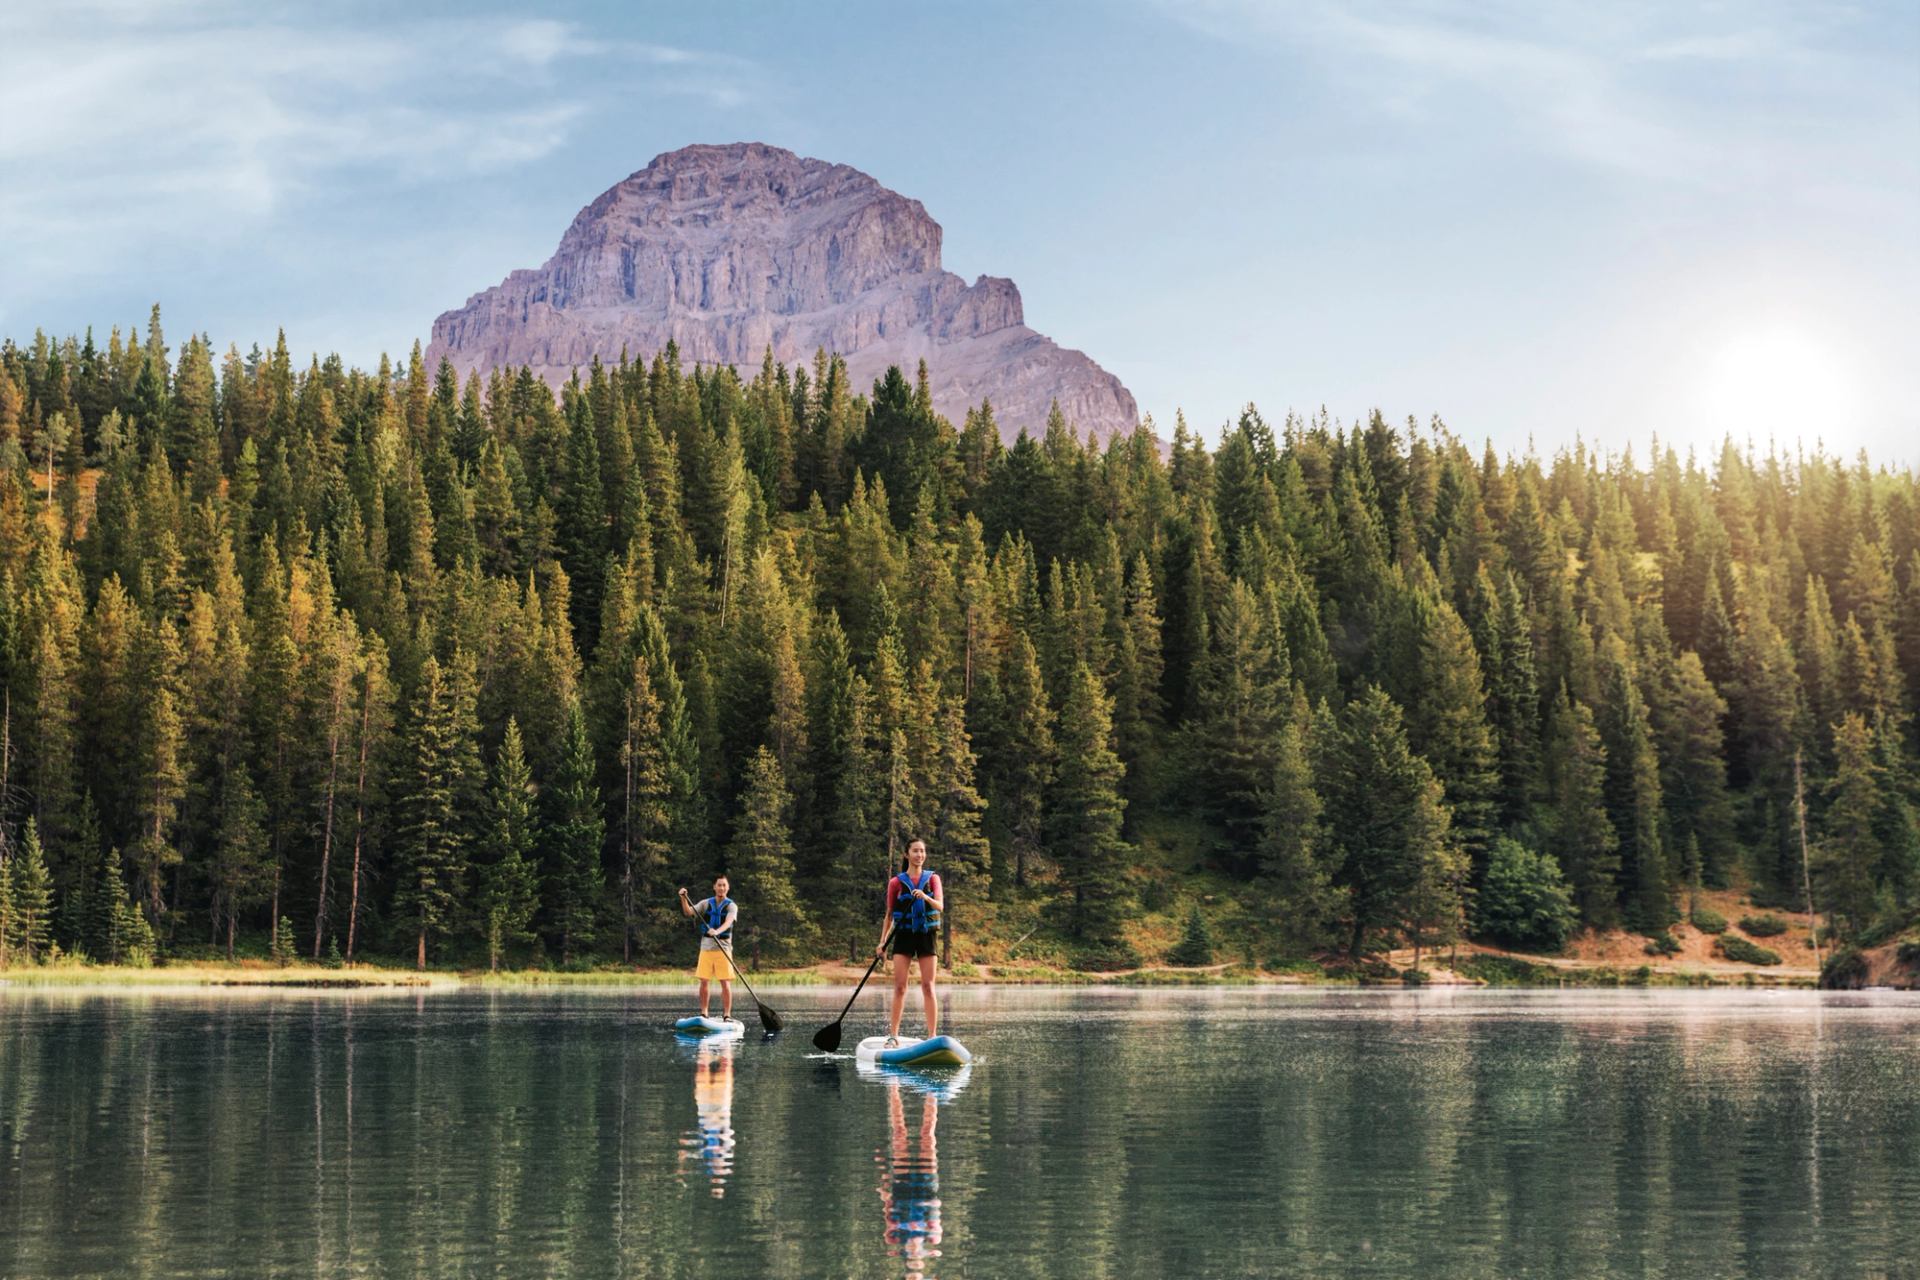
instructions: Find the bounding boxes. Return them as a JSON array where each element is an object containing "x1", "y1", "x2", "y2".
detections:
[{"x1": 2, "y1": 0, "x2": 1916, "y2": 462}]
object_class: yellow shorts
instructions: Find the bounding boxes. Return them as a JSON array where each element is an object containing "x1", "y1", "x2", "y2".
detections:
[{"x1": 695, "y1": 948, "x2": 734, "y2": 981}]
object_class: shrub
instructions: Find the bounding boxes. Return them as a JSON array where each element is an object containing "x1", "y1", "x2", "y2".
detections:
[
  {"x1": 1139, "y1": 877, "x2": 1174, "y2": 913},
  {"x1": 1401, "y1": 968, "x2": 1429, "y2": 986},
  {"x1": 1356, "y1": 958, "x2": 1399, "y2": 983},
  {"x1": 1739, "y1": 914, "x2": 1789, "y2": 938},
  {"x1": 1474, "y1": 838, "x2": 1579, "y2": 951},
  {"x1": 1688, "y1": 906, "x2": 1728, "y2": 934},
  {"x1": 1856, "y1": 915, "x2": 1909, "y2": 949},
  {"x1": 1820, "y1": 947, "x2": 1869, "y2": 989},
  {"x1": 1455, "y1": 954, "x2": 1551, "y2": 985},
  {"x1": 1895, "y1": 941, "x2": 1920, "y2": 969},
  {"x1": 1716, "y1": 935, "x2": 1782, "y2": 966},
  {"x1": 1266, "y1": 957, "x2": 1325, "y2": 978},
  {"x1": 1643, "y1": 932, "x2": 1681, "y2": 957},
  {"x1": 1166, "y1": 907, "x2": 1215, "y2": 967},
  {"x1": 1744, "y1": 885, "x2": 1801, "y2": 911},
  {"x1": 1078, "y1": 943, "x2": 1140, "y2": 973}
]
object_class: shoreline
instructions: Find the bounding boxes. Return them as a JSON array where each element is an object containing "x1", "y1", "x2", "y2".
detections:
[{"x1": 0, "y1": 954, "x2": 1843, "y2": 991}]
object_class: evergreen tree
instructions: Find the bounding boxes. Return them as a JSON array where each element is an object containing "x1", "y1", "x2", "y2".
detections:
[
  {"x1": 11, "y1": 818, "x2": 52, "y2": 960},
  {"x1": 982, "y1": 634, "x2": 1054, "y2": 892},
  {"x1": 1477, "y1": 570, "x2": 1541, "y2": 828},
  {"x1": 1167, "y1": 906, "x2": 1215, "y2": 966},
  {"x1": 1317, "y1": 686, "x2": 1451, "y2": 959},
  {"x1": 394, "y1": 655, "x2": 480, "y2": 969},
  {"x1": 478, "y1": 720, "x2": 541, "y2": 971},
  {"x1": 1402, "y1": 770, "x2": 1466, "y2": 970},
  {"x1": 1113, "y1": 551, "x2": 1166, "y2": 780},
  {"x1": 802, "y1": 611, "x2": 874, "y2": 931},
  {"x1": 1257, "y1": 687, "x2": 1340, "y2": 954},
  {"x1": 1648, "y1": 649, "x2": 1735, "y2": 887},
  {"x1": 1185, "y1": 580, "x2": 1284, "y2": 861},
  {"x1": 208, "y1": 761, "x2": 270, "y2": 960},
  {"x1": 88, "y1": 843, "x2": 156, "y2": 965},
  {"x1": 1595, "y1": 636, "x2": 1673, "y2": 929},
  {"x1": 922, "y1": 688, "x2": 991, "y2": 949},
  {"x1": 1051, "y1": 664, "x2": 1133, "y2": 955},
  {"x1": 1544, "y1": 687, "x2": 1621, "y2": 925},
  {"x1": 1815, "y1": 713, "x2": 1885, "y2": 936},
  {"x1": 271, "y1": 914, "x2": 296, "y2": 966},
  {"x1": 544, "y1": 702, "x2": 604, "y2": 966},
  {"x1": 726, "y1": 746, "x2": 815, "y2": 961},
  {"x1": 133, "y1": 617, "x2": 187, "y2": 926},
  {"x1": 615, "y1": 660, "x2": 676, "y2": 959},
  {"x1": 1406, "y1": 592, "x2": 1499, "y2": 878}
]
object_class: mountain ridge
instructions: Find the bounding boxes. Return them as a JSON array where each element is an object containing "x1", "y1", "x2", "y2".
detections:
[{"x1": 425, "y1": 142, "x2": 1138, "y2": 440}]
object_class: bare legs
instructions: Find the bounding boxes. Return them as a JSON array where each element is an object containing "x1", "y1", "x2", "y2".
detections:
[
  {"x1": 696, "y1": 977, "x2": 734, "y2": 1019},
  {"x1": 886, "y1": 952, "x2": 938, "y2": 1039}
]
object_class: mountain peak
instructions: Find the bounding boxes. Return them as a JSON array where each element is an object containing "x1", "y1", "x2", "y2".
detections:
[{"x1": 426, "y1": 144, "x2": 1135, "y2": 440}]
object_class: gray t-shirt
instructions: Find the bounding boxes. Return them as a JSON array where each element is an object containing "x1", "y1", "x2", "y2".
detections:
[{"x1": 693, "y1": 897, "x2": 737, "y2": 951}]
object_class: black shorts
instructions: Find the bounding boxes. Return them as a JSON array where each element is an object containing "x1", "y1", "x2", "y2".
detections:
[{"x1": 891, "y1": 929, "x2": 938, "y2": 958}]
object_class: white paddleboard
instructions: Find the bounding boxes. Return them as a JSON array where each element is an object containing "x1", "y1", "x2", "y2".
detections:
[
  {"x1": 674, "y1": 1015, "x2": 745, "y2": 1036},
  {"x1": 854, "y1": 1034, "x2": 972, "y2": 1067}
]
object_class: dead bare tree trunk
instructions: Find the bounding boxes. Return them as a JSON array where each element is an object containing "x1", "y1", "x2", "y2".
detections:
[
  {"x1": 312, "y1": 666, "x2": 348, "y2": 959},
  {"x1": 621, "y1": 686, "x2": 636, "y2": 965},
  {"x1": 345, "y1": 670, "x2": 375, "y2": 962},
  {"x1": 1796, "y1": 748, "x2": 1822, "y2": 975}
]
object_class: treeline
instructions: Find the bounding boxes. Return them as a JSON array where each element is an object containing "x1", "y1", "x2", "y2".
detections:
[{"x1": 0, "y1": 308, "x2": 1915, "y2": 970}]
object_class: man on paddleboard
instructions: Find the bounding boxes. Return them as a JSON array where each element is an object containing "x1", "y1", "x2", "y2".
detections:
[
  {"x1": 680, "y1": 876, "x2": 738, "y2": 1020},
  {"x1": 876, "y1": 840, "x2": 943, "y2": 1046}
]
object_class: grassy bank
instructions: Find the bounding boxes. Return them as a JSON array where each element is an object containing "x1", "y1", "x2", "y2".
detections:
[{"x1": 0, "y1": 951, "x2": 1827, "y2": 990}]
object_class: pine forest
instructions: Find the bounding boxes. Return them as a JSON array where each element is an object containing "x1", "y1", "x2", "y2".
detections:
[{"x1": 0, "y1": 309, "x2": 1915, "y2": 976}]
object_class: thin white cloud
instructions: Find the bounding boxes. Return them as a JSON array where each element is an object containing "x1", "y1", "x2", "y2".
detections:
[
  {"x1": 1153, "y1": 0, "x2": 1912, "y2": 192},
  {"x1": 0, "y1": 9, "x2": 756, "y2": 296}
]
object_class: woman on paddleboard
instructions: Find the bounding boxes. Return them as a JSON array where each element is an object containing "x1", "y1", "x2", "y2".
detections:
[
  {"x1": 876, "y1": 839, "x2": 943, "y2": 1046},
  {"x1": 679, "y1": 876, "x2": 738, "y2": 1021}
]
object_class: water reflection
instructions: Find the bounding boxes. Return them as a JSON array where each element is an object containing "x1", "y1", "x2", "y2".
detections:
[
  {"x1": 678, "y1": 1037, "x2": 737, "y2": 1197},
  {"x1": 0, "y1": 987, "x2": 1914, "y2": 1279},
  {"x1": 856, "y1": 1058, "x2": 974, "y2": 1103},
  {"x1": 877, "y1": 1079, "x2": 943, "y2": 1279}
]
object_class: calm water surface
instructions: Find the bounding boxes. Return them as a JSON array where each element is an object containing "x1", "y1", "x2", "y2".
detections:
[{"x1": 0, "y1": 985, "x2": 1915, "y2": 1279}]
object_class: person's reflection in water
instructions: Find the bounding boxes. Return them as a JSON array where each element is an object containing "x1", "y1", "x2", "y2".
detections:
[
  {"x1": 678, "y1": 1040, "x2": 737, "y2": 1197},
  {"x1": 876, "y1": 1079, "x2": 942, "y2": 1278}
]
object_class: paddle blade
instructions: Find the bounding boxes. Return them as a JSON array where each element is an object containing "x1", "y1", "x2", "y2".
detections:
[
  {"x1": 812, "y1": 1021, "x2": 843, "y2": 1053},
  {"x1": 758, "y1": 1003, "x2": 784, "y2": 1034}
]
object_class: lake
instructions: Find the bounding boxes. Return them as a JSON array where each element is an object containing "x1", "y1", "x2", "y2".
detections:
[{"x1": 0, "y1": 985, "x2": 1914, "y2": 1279}]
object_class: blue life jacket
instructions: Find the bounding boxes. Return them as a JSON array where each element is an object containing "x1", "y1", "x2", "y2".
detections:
[
  {"x1": 700, "y1": 896, "x2": 733, "y2": 941},
  {"x1": 891, "y1": 871, "x2": 940, "y2": 932}
]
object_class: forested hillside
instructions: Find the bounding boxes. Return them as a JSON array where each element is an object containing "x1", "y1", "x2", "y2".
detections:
[{"x1": 0, "y1": 309, "x2": 1915, "y2": 971}]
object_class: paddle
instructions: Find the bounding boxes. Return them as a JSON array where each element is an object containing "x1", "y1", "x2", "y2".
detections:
[
  {"x1": 719, "y1": 944, "x2": 783, "y2": 1034},
  {"x1": 813, "y1": 943, "x2": 888, "y2": 1053}
]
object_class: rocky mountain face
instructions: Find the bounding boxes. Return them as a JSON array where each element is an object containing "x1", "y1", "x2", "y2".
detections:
[{"x1": 425, "y1": 143, "x2": 1137, "y2": 441}]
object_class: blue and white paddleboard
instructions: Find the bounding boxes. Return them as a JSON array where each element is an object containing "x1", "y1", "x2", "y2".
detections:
[
  {"x1": 674, "y1": 1015, "x2": 745, "y2": 1036},
  {"x1": 854, "y1": 1034, "x2": 972, "y2": 1068}
]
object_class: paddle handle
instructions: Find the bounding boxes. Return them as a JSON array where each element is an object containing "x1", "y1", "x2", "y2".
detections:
[{"x1": 833, "y1": 947, "x2": 887, "y2": 1024}]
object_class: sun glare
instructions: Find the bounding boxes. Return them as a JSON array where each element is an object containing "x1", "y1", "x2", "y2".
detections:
[{"x1": 1696, "y1": 322, "x2": 1857, "y2": 450}]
